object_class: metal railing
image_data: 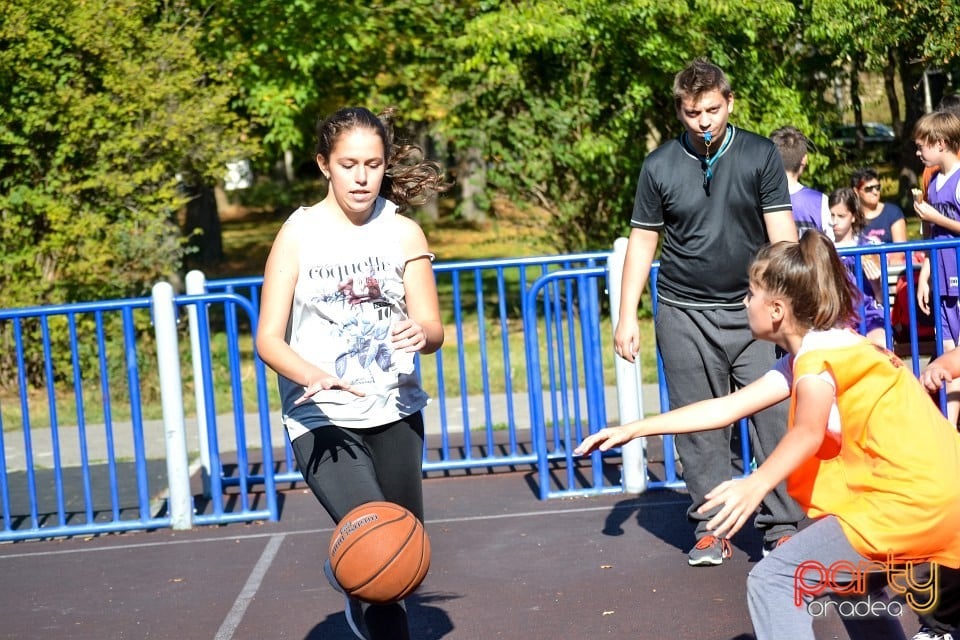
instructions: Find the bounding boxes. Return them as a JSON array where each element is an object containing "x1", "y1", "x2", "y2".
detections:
[{"x1": 2, "y1": 239, "x2": 956, "y2": 540}]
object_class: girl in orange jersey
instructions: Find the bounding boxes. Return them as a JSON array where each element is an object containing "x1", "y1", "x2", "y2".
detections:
[{"x1": 576, "y1": 231, "x2": 960, "y2": 640}]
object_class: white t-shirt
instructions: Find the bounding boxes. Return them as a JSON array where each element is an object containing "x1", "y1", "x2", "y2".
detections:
[{"x1": 279, "y1": 198, "x2": 431, "y2": 438}]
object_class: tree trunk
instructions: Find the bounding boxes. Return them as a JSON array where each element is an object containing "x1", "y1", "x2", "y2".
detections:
[
  {"x1": 850, "y1": 54, "x2": 864, "y2": 152},
  {"x1": 884, "y1": 50, "x2": 901, "y2": 137},
  {"x1": 417, "y1": 128, "x2": 440, "y2": 224},
  {"x1": 457, "y1": 145, "x2": 487, "y2": 224},
  {"x1": 896, "y1": 51, "x2": 929, "y2": 199},
  {"x1": 183, "y1": 184, "x2": 223, "y2": 266}
]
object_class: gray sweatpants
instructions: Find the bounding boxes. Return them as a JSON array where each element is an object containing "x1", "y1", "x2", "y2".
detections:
[
  {"x1": 654, "y1": 304, "x2": 804, "y2": 543},
  {"x1": 748, "y1": 516, "x2": 906, "y2": 640}
]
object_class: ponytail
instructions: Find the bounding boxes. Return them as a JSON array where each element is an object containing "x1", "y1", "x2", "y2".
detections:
[{"x1": 750, "y1": 232, "x2": 859, "y2": 330}]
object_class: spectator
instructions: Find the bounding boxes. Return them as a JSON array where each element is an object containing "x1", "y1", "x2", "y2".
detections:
[
  {"x1": 851, "y1": 167, "x2": 907, "y2": 268},
  {"x1": 828, "y1": 187, "x2": 886, "y2": 347},
  {"x1": 770, "y1": 126, "x2": 832, "y2": 238},
  {"x1": 614, "y1": 58, "x2": 803, "y2": 567},
  {"x1": 915, "y1": 110, "x2": 960, "y2": 427},
  {"x1": 921, "y1": 93, "x2": 960, "y2": 201}
]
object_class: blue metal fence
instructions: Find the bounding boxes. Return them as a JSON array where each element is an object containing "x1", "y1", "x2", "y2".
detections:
[
  {"x1": 1, "y1": 240, "x2": 956, "y2": 540},
  {"x1": 0, "y1": 297, "x2": 168, "y2": 541},
  {"x1": 529, "y1": 239, "x2": 958, "y2": 499}
]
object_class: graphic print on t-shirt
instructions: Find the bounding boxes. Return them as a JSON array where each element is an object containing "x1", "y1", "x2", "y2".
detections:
[{"x1": 300, "y1": 254, "x2": 414, "y2": 388}]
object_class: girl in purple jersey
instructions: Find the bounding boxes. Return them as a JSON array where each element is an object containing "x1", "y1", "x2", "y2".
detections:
[{"x1": 828, "y1": 187, "x2": 886, "y2": 347}]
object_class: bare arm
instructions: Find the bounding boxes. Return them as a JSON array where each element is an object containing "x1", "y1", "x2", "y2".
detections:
[
  {"x1": 916, "y1": 201, "x2": 960, "y2": 234},
  {"x1": 764, "y1": 210, "x2": 799, "y2": 244},
  {"x1": 614, "y1": 228, "x2": 659, "y2": 362},
  {"x1": 574, "y1": 373, "x2": 790, "y2": 455},
  {"x1": 699, "y1": 375, "x2": 831, "y2": 539},
  {"x1": 918, "y1": 256, "x2": 932, "y2": 315},
  {"x1": 396, "y1": 218, "x2": 444, "y2": 355},
  {"x1": 920, "y1": 348, "x2": 960, "y2": 391}
]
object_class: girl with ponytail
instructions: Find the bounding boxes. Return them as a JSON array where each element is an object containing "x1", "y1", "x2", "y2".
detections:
[{"x1": 577, "y1": 231, "x2": 960, "y2": 640}]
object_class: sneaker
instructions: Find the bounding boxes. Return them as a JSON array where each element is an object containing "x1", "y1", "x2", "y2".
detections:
[
  {"x1": 324, "y1": 559, "x2": 370, "y2": 640},
  {"x1": 762, "y1": 535, "x2": 792, "y2": 558},
  {"x1": 913, "y1": 627, "x2": 955, "y2": 640},
  {"x1": 688, "y1": 535, "x2": 733, "y2": 566}
]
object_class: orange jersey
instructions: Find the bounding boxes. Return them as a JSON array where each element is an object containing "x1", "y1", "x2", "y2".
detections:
[{"x1": 786, "y1": 335, "x2": 960, "y2": 568}]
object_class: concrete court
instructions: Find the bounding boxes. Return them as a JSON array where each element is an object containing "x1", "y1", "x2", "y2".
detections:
[{"x1": 0, "y1": 466, "x2": 925, "y2": 640}]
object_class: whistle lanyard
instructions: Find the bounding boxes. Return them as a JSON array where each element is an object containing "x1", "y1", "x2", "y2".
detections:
[{"x1": 688, "y1": 125, "x2": 732, "y2": 188}]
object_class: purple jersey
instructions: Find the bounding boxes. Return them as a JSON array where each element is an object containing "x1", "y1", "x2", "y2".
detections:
[
  {"x1": 790, "y1": 185, "x2": 827, "y2": 236},
  {"x1": 927, "y1": 169, "x2": 960, "y2": 296}
]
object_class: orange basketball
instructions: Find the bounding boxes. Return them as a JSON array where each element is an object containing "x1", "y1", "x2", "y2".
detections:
[{"x1": 328, "y1": 501, "x2": 431, "y2": 604}]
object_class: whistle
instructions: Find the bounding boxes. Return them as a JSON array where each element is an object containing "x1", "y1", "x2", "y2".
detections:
[{"x1": 703, "y1": 131, "x2": 713, "y2": 145}]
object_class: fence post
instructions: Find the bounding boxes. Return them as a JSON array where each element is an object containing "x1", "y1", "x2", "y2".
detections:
[
  {"x1": 608, "y1": 238, "x2": 648, "y2": 493},
  {"x1": 152, "y1": 281, "x2": 194, "y2": 529},
  {"x1": 185, "y1": 270, "x2": 212, "y2": 498}
]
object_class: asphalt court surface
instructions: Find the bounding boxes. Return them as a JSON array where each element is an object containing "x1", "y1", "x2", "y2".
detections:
[{"x1": 0, "y1": 469, "x2": 922, "y2": 639}]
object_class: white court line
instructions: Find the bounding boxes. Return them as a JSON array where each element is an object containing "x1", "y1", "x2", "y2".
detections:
[
  {"x1": 0, "y1": 498, "x2": 692, "y2": 560},
  {"x1": 214, "y1": 533, "x2": 285, "y2": 640}
]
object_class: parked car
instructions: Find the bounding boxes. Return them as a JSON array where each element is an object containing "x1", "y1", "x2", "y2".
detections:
[{"x1": 832, "y1": 122, "x2": 898, "y2": 162}]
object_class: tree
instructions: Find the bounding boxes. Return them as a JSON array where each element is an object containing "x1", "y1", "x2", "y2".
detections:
[
  {"x1": 807, "y1": 0, "x2": 960, "y2": 194},
  {"x1": 0, "y1": 0, "x2": 253, "y2": 307},
  {"x1": 436, "y1": 0, "x2": 803, "y2": 251},
  {"x1": 0, "y1": 0, "x2": 255, "y2": 386},
  {"x1": 201, "y1": 0, "x2": 470, "y2": 220}
]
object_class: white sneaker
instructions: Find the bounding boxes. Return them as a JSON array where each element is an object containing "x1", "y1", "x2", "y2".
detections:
[
  {"x1": 913, "y1": 627, "x2": 955, "y2": 640},
  {"x1": 324, "y1": 559, "x2": 369, "y2": 640}
]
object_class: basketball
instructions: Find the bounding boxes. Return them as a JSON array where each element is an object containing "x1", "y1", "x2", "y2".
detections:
[{"x1": 328, "y1": 501, "x2": 431, "y2": 604}]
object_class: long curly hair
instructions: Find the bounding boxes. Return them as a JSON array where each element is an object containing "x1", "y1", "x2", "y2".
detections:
[{"x1": 315, "y1": 107, "x2": 450, "y2": 213}]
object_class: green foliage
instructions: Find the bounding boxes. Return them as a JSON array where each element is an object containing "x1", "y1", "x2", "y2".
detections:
[
  {"x1": 201, "y1": 0, "x2": 467, "y2": 171},
  {"x1": 0, "y1": 0, "x2": 254, "y2": 388},
  {"x1": 0, "y1": 0, "x2": 253, "y2": 307},
  {"x1": 435, "y1": 0, "x2": 805, "y2": 251}
]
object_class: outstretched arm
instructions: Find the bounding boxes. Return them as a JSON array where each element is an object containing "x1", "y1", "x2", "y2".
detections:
[
  {"x1": 574, "y1": 373, "x2": 789, "y2": 455},
  {"x1": 698, "y1": 375, "x2": 831, "y2": 539}
]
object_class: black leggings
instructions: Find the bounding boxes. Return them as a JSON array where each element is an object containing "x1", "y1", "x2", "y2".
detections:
[
  {"x1": 915, "y1": 564, "x2": 960, "y2": 634},
  {"x1": 290, "y1": 413, "x2": 425, "y2": 524}
]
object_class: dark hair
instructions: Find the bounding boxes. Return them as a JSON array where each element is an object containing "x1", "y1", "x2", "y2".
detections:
[
  {"x1": 315, "y1": 107, "x2": 449, "y2": 213},
  {"x1": 828, "y1": 186, "x2": 864, "y2": 236},
  {"x1": 749, "y1": 232, "x2": 859, "y2": 331},
  {"x1": 850, "y1": 166, "x2": 879, "y2": 190},
  {"x1": 770, "y1": 126, "x2": 814, "y2": 173},
  {"x1": 937, "y1": 93, "x2": 960, "y2": 116},
  {"x1": 673, "y1": 58, "x2": 733, "y2": 110}
]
